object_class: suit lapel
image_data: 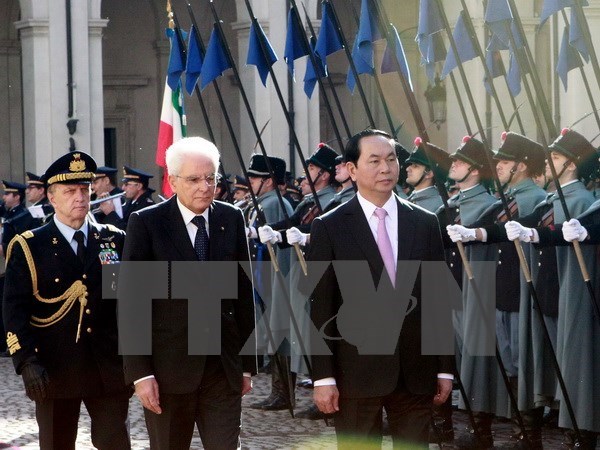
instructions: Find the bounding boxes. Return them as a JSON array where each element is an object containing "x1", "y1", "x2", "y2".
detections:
[
  {"x1": 163, "y1": 197, "x2": 198, "y2": 260},
  {"x1": 208, "y1": 203, "x2": 225, "y2": 261},
  {"x1": 47, "y1": 220, "x2": 81, "y2": 267},
  {"x1": 396, "y1": 198, "x2": 416, "y2": 262}
]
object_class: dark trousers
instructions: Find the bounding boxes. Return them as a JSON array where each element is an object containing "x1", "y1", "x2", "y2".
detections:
[
  {"x1": 35, "y1": 394, "x2": 130, "y2": 450},
  {"x1": 144, "y1": 356, "x2": 242, "y2": 450},
  {"x1": 335, "y1": 387, "x2": 433, "y2": 449}
]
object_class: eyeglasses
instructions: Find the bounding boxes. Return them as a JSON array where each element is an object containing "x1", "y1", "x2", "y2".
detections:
[{"x1": 176, "y1": 174, "x2": 221, "y2": 187}]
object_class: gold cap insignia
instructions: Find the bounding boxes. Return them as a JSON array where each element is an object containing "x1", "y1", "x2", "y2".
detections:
[{"x1": 69, "y1": 153, "x2": 86, "y2": 172}]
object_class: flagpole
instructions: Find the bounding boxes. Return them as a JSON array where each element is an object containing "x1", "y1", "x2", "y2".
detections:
[
  {"x1": 505, "y1": 0, "x2": 557, "y2": 138},
  {"x1": 203, "y1": 2, "x2": 315, "y2": 411},
  {"x1": 344, "y1": 0, "x2": 398, "y2": 138},
  {"x1": 325, "y1": 0, "x2": 377, "y2": 128},
  {"x1": 449, "y1": 3, "x2": 588, "y2": 437},
  {"x1": 170, "y1": 10, "x2": 234, "y2": 202},
  {"x1": 285, "y1": 1, "x2": 347, "y2": 152},
  {"x1": 300, "y1": 2, "x2": 352, "y2": 139},
  {"x1": 457, "y1": 5, "x2": 510, "y2": 131},
  {"x1": 559, "y1": 10, "x2": 600, "y2": 130},
  {"x1": 571, "y1": 0, "x2": 600, "y2": 92}
]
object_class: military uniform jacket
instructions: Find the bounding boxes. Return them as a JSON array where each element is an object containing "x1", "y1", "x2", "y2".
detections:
[
  {"x1": 93, "y1": 187, "x2": 125, "y2": 229},
  {"x1": 270, "y1": 185, "x2": 337, "y2": 235},
  {"x1": 407, "y1": 186, "x2": 443, "y2": 213},
  {"x1": 471, "y1": 179, "x2": 546, "y2": 312},
  {"x1": 323, "y1": 185, "x2": 356, "y2": 214},
  {"x1": 1, "y1": 204, "x2": 36, "y2": 254},
  {"x1": 2, "y1": 219, "x2": 128, "y2": 399},
  {"x1": 121, "y1": 189, "x2": 155, "y2": 227}
]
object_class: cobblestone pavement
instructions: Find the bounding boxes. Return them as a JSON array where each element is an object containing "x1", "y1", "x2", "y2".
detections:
[{"x1": 0, "y1": 357, "x2": 595, "y2": 449}]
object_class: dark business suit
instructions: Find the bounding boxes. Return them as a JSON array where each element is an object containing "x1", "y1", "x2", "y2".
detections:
[
  {"x1": 308, "y1": 195, "x2": 454, "y2": 447},
  {"x1": 3, "y1": 219, "x2": 130, "y2": 450},
  {"x1": 121, "y1": 196, "x2": 256, "y2": 450}
]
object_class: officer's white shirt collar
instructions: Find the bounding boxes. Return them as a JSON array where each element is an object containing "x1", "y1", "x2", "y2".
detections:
[
  {"x1": 356, "y1": 191, "x2": 398, "y2": 264},
  {"x1": 53, "y1": 215, "x2": 89, "y2": 252}
]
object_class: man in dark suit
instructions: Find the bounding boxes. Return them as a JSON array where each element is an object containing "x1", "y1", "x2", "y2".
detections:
[
  {"x1": 122, "y1": 136, "x2": 256, "y2": 450},
  {"x1": 308, "y1": 129, "x2": 454, "y2": 448},
  {"x1": 3, "y1": 151, "x2": 130, "y2": 450}
]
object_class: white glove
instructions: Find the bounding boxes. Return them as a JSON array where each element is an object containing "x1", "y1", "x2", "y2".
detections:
[
  {"x1": 505, "y1": 221, "x2": 533, "y2": 242},
  {"x1": 245, "y1": 226, "x2": 258, "y2": 239},
  {"x1": 562, "y1": 218, "x2": 588, "y2": 242},
  {"x1": 446, "y1": 225, "x2": 477, "y2": 243},
  {"x1": 286, "y1": 227, "x2": 308, "y2": 246},
  {"x1": 258, "y1": 225, "x2": 282, "y2": 244}
]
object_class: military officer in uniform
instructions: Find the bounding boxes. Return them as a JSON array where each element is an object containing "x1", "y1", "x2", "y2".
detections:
[
  {"x1": 25, "y1": 172, "x2": 54, "y2": 226},
  {"x1": 2, "y1": 151, "x2": 130, "y2": 450},
  {"x1": 1, "y1": 181, "x2": 35, "y2": 256},
  {"x1": 121, "y1": 166, "x2": 156, "y2": 226},
  {"x1": 92, "y1": 166, "x2": 125, "y2": 228}
]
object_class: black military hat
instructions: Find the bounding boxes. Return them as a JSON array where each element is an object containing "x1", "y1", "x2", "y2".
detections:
[
  {"x1": 394, "y1": 142, "x2": 410, "y2": 187},
  {"x1": 95, "y1": 166, "x2": 118, "y2": 178},
  {"x1": 2, "y1": 180, "x2": 26, "y2": 197},
  {"x1": 246, "y1": 154, "x2": 287, "y2": 185},
  {"x1": 43, "y1": 151, "x2": 97, "y2": 186},
  {"x1": 494, "y1": 131, "x2": 546, "y2": 176},
  {"x1": 450, "y1": 136, "x2": 494, "y2": 178},
  {"x1": 405, "y1": 137, "x2": 451, "y2": 183},
  {"x1": 25, "y1": 172, "x2": 44, "y2": 187},
  {"x1": 549, "y1": 128, "x2": 600, "y2": 182},
  {"x1": 233, "y1": 175, "x2": 249, "y2": 191},
  {"x1": 334, "y1": 155, "x2": 345, "y2": 165},
  {"x1": 122, "y1": 166, "x2": 153, "y2": 187},
  {"x1": 305, "y1": 143, "x2": 338, "y2": 176}
]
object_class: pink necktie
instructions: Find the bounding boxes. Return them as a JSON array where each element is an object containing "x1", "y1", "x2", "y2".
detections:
[{"x1": 374, "y1": 208, "x2": 395, "y2": 287}]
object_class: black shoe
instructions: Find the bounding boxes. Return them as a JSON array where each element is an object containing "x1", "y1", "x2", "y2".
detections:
[
  {"x1": 261, "y1": 395, "x2": 292, "y2": 411},
  {"x1": 295, "y1": 404, "x2": 328, "y2": 420},
  {"x1": 454, "y1": 428, "x2": 493, "y2": 449},
  {"x1": 249, "y1": 394, "x2": 280, "y2": 409},
  {"x1": 429, "y1": 421, "x2": 455, "y2": 443}
]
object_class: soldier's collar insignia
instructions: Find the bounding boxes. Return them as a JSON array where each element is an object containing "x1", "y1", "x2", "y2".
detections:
[{"x1": 52, "y1": 237, "x2": 58, "y2": 245}]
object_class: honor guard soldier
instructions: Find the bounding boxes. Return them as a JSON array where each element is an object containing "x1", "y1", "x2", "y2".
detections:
[
  {"x1": 2, "y1": 151, "x2": 131, "y2": 449},
  {"x1": 448, "y1": 132, "x2": 547, "y2": 449},
  {"x1": 25, "y1": 172, "x2": 54, "y2": 226},
  {"x1": 91, "y1": 166, "x2": 125, "y2": 228},
  {"x1": 405, "y1": 137, "x2": 451, "y2": 213},
  {"x1": 1, "y1": 181, "x2": 35, "y2": 256},
  {"x1": 121, "y1": 166, "x2": 155, "y2": 226},
  {"x1": 501, "y1": 129, "x2": 599, "y2": 449},
  {"x1": 232, "y1": 175, "x2": 250, "y2": 209},
  {"x1": 244, "y1": 155, "x2": 295, "y2": 411},
  {"x1": 438, "y1": 136, "x2": 501, "y2": 449},
  {"x1": 257, "y1": 143, "x2": 338, "y2": 247}
]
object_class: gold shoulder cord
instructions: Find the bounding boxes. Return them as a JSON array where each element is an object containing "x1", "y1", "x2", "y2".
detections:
[{"x1": 6, "y1": 235, "x2": 88, "y2": 343}]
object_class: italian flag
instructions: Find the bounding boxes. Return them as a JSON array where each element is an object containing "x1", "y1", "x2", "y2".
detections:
[{"x1": 156, "y1": 77, "x2": 187, "y2": 198}]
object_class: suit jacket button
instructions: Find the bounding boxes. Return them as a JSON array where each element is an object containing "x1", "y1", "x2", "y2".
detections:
[
  {"x1": 82, "y1": 274, "x2": 87, "y2": 280},
  {"x1": 55, "y1": 278, "x2": 59, "y2": 283},
  {"x1": 86, "y1": 327, "x2": 92, "y2": 333},
  {"x1": 85, "y1": 309, "x2": 91, "y2": 315}
]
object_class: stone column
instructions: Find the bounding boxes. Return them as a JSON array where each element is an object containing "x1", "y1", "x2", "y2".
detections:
[{"x1": 16, "y1": 0, "x2": 107, "y2": 172}]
